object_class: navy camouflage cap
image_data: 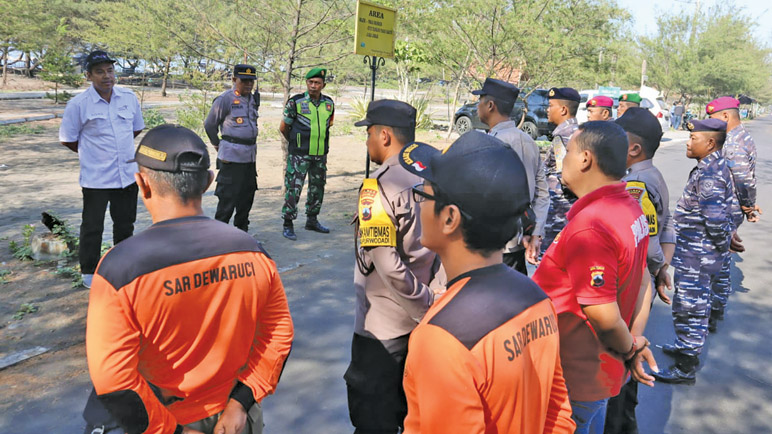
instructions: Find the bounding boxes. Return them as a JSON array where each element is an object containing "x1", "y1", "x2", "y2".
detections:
[
  {"x1": 548, "y1": 87, "x2": 581, "y2": 103},
  {"x1": 686, "y1": 118, "x2": 727, "y2": 133}
]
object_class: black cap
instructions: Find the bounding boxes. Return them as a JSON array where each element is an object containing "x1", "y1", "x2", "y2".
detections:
[
  {"x1": 130, "y1": 124, "x2": 210, "y2": 172},
  {"x1": 548, "y1": 87, "x2": 581, "y2": 103},
  {"x1": 471, "y1": 78, "x2": 520, "y2": 103},
  {"x1": 615, "y1": 107, "x2": 663, "y2": 143},
  {"x1": 354, "y1": 99, "x2": 416, "y2": 128},
  {"x1": 399, "y1": 131, "x2": 531, "y2": 219},
  {"x1": 686, "y1": 118, "x2": 727, "y2": 132},
  {"x1": 234, "y1": 64, "x2": 257, "y2": 79},
  {"x1": 85, "y1": 50, "x2": 116, "y2": 71}
]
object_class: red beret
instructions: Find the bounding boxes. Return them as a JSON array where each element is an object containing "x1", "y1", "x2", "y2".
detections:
[
  {"x1": 587, "y1": 95, "x2": 613, "y2": 108},
  {"x1": 706, "y1": 97, "x2": 740, "y2": 115}
]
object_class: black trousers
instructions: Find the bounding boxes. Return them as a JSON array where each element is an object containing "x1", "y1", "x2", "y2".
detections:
[
  {"x1": 604, "y1": 379, "x2": 638, "y2": 434},
  {"x1": 503, "y1": 249, "x2": 528, "y2": 275},
  {"x1": 80, "y1": 184, "x2": 138, "y2": 274},
  {"x1": 214, "y1": 160, "x2": 257, "y2": 232},
  {"x1": 344, "y1": 333, "x2": 409, "y2": 434}
]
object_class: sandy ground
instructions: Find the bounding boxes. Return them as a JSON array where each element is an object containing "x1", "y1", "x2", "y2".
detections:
[{"x1": 0, "y1": 86, "x2": 458, "y2": 431}]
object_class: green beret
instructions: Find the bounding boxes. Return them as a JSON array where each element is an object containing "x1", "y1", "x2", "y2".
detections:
[
  {"x1": 620, "y1": 93, "x2": 642, "y2": 104},
  {"x1": 305, "y1": 67, "x2": 327, "y2": 81}
]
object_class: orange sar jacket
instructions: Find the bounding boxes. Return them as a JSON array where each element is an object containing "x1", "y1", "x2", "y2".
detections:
[
  {"x1": 403, "y1": 264, "x2": 575, "y2": 433},
  {"x1": 86, "y1": 216, "x2": 294, "y2": 434}
]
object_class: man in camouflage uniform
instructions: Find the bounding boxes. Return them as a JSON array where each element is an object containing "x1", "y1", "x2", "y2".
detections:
[
  {"x1": 705, "y1": 96, "x2": 760, "y2": 331},
  {"x1": 279, "y1": 67, "x2": 334, "y2": 240},
  {"x1": 654, "y1": 119, "x2": 735, "y2": 385},
  {"x1": 542, "y1": 87, "x2": 580, "y2": 254},
  {"x1": 586, "y1": 95, "x2": 614, "y2": 121}
]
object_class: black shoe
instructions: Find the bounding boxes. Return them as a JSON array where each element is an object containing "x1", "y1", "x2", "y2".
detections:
[
  {"x1": 653, "y1": 364, "x2": 697, "y2": 385},
  {"x1": 305, "y1": 218, "x2": 330, "y2": 234},
  {"x1": 660, "y1": 343, "x2": 680, "y2": 357},
  {"x1": 283, "y1": 225, "x2": 297, "y2": 241}
]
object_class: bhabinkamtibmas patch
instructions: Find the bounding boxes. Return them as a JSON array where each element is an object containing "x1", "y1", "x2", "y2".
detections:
[
  {"x1": 625, "y1": 181, "x2": 658, "y2": 235},
  {"x1": 358, "y1": 178, "x2": 396, "y2": 247}
]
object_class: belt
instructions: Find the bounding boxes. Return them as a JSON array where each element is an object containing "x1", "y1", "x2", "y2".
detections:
[{"x1": 222, "y1": 135, "x2": 256, "y2": 146}]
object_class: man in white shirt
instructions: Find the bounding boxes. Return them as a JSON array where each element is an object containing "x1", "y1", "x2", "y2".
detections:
[{"x1": 59, "y1": 50, "x2": 144, "y2": 288}]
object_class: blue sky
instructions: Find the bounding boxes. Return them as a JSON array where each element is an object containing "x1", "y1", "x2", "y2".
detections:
[{"x1": 617, "y1": 0, "x2": 772, "y2": 45}]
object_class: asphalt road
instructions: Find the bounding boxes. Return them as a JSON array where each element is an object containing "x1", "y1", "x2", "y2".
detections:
[{"x1": 2, "y1": 117, "x2": 770, "y2": 433}]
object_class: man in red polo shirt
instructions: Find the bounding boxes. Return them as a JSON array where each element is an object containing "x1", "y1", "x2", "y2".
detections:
[{"x1": 533, "y1": 121, "x2": 658, "y2": 434}]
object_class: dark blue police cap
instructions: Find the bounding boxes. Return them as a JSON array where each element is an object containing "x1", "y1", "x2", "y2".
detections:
[
  {"x1": 615, "y1": 107, "x2": 663, "y2": 143},
  {"x1": 234, "y1": 64, "x2": 257, "y2": 79},
  {"x1": 471, "y1": 78, "x2": 520, "y2": 103},
  {"x1": 398, "y1": 131, "x2": 530, "y2": 219},
  {"x1": 548, "y1": 87, "x2": 581, "y2": 103},
  {"x1": 686, "y1": 118, "x2": 727, "y2": 133},
  {"x1": 354, "y1": 99, "x2": 416, "y2": 129}
]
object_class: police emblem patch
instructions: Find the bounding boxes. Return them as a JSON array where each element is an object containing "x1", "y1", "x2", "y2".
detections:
[
  {"x1": 236, "y1": 117, "x2": 244, "y2": 124},
  {"x1": 549, "y1": 89, "x2": 555, "y2": 97},
  {"x1": 590, "y1": 266, "x2": 605, "y2": 287},
  {"x1": 233, "y1": 99, "x2": 241, "y2": 104}
]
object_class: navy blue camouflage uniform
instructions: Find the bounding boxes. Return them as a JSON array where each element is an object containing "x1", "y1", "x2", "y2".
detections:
[
  {"x1": 542, "y1": 117, "x2": 578, "y2": 254},
  {"x1": 711, "y1": 124, "x2": 756, "y2": 313},
  {"x1": 670, "y1": 150, "x2": 734, "y2": 356}
]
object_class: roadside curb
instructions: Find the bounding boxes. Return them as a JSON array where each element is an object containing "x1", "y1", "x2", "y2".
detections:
[{"x1": 0, "y1": 113, "x2": 62, "y2": 126}]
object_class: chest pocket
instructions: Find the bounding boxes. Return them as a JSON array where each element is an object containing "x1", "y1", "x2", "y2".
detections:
[
  {"x1": 115, "y1": 109, "x2": 135, "y2": 134},
  {"x1": 230, "y1": 101, "x2": 250, "y2": 127}
]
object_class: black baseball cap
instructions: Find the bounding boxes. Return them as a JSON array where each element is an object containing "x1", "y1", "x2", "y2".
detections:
[
  {"x1": 615, "y1": 107, "x2": 663, "y2": 143},
  {"x1": 548, "y1": 87, "x2": 581, "y2": 103},
  {"x1": 472, "y1": 78, "x2": 520, "y2": 103},
  {"x1": 234, "y1": 64, "x2": 257, "y2": 79},
  {"x1": 399, "y1": 131, "x2": 531, "y2": 220},
  {"x1": 85, "y1": 50, "x2": 116, "y2": 71},
  {"x1": 354, "y1": 99, "x2": 417, "y2": 128},
  {"x1": 130, "y1": 124, "x2": 210, "y2": 172}
]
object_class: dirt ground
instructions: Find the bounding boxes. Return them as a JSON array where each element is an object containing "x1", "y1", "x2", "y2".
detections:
[{"x1": 0, "y1": 85, "x2": 458, "y2": 430}]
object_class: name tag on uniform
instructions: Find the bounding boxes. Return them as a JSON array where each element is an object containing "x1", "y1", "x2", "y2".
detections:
[{"x1": 300, "y1": 102, "x2": 311, "y2": 114}]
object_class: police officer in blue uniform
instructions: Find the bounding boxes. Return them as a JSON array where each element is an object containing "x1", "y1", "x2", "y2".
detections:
[
  {"x1": 606, "y1": 107, "x2": 674, "y2": 433},
  {"x1": 204, "y1": 64, "x2": 260, "y2": 232},
  {"x1": 654, "y1": 119, "x2": 735, "y2": 385},
  {"x1": 542, "y1": 87, "x2": 580, "y2": 254}
]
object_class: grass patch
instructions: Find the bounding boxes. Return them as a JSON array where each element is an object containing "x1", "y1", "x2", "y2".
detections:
[
  {"x1": 0, "y1": 124, "x2": 46, "y2": 138},
  {"x1": 13, "y1": 303, "x2": 38, "y2": 320}
]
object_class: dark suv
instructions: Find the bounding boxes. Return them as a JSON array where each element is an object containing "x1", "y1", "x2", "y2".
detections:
[{"x1": 453, "y1": 89, "x2": 554, "y2": 139}]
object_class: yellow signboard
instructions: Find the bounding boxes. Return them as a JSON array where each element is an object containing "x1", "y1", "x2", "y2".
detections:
[{"x1": 354, "y1": 0, "x2": 397, "y2": 58}]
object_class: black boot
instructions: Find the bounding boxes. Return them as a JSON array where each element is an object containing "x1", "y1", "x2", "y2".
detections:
[
  {"x1": 708, "y1": 309, "x2": 723, "y2": 333},
  {"x1": 283, "y1": 220, "x2": 297, "y2": 241},
  {"x1": 653, "y1": 354, "x2": 699, "y2": 385},
  {"x1": 305, "y1": 216, "x2": 330, "y2": 233}
]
